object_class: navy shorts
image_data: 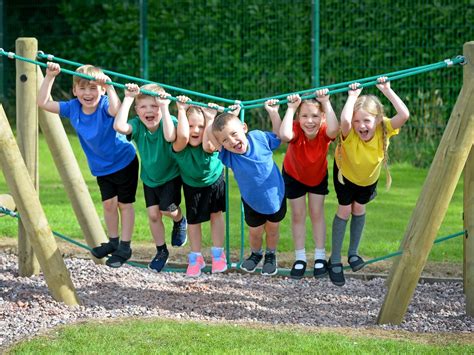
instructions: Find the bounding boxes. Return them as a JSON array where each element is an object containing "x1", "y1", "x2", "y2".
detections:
[
  {"x1": 96, "y1": 155, "x2": 139, "y2": 203},
  {"x1": 143, "y1": 175, "x2": 183, "y2": 212},
  {"x1": 282, "y1": 168, "x2": 329, "y2": 199},
  {"x1": 183, "y1": 173, "x2": 226, "y2": 224},
  {"x1": 242, "y1": 198, "x2": 287, "y2": 228},
  {"x1": 333, "y1": 160, "x2": 377, "y2": 206}
]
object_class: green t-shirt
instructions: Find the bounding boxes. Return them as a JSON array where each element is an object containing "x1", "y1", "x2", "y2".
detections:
[
  {"x1": 174, "y1": 146, "x2": 223, "y2": 187},
  {"x1": 129, "y1": 116, "x2": 180, "y2": 187}
]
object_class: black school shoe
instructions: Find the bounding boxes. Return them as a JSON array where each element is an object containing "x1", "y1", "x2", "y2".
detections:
[
  {"x1": 313, "y1": 259, "x2": 328, "y2": 278},
  {"x1": 290, "y1": 260, "x2": 307, "y2": 279},
  {"x1": 348, "y1": 255, "x2": 365, "y2": 272},
  {"x1": 106, "y1": 247, "x2": 132, "y2": 268},
  {"x1": 91, "y1": 241, "x2": 117, "y2": 259},
  {"x1": 327, "y1": 259, "x2": 345, "y2": 286}
]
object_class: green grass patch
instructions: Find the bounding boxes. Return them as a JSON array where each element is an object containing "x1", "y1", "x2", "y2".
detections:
[
  {"x1": 7, "y1": 319, "x2": 473, "y2": 354},
  {"x1": 0, "y1": 134, "x2": 466, "y2": 262}
]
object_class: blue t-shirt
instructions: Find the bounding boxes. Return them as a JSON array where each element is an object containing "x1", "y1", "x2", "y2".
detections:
[
  {"x1": 59, "y1": 96, "x2": 136, "y2": 176},
  {"x1": 218, "y1": 130, "x2": 284, "y2": 214}
]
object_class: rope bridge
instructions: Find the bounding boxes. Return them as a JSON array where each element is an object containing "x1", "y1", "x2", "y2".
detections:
[
  {"x1": 0, "y1": 206, "x2": 466, "y2": 275},
  {"x1": 0, "y1": 49, "x2": 467, "y2": 276}
]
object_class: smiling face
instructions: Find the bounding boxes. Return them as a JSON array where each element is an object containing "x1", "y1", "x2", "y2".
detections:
[
  {"x1": 187, "y1": 109, "x2": 206, "y2": 147},
  {"x1": 352, "y1": 109, "x2": 380, "y2": 141},
  {"x1": 72, "y1": 80, "x2": 105, "y2": 114},
  {"x1": 352, "y1": 95, "x2": 384, "y2": 142},
  {"x1": 135, "y1": 96, "x2": 161, "y2": 132},
  {"x1": 297, "y1": 101, "x2": 324, "y2": 139},
  {"x1": 213, "y1": 115, "x2": 248, "y2": 154}
]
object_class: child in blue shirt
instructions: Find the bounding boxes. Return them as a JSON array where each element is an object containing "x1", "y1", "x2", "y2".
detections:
[
  {"x1": 209, "y1": 105, "x2": 286, "y2": 276},
  {"x1": 37, "y1": 62, "x2": 138, "y2": 268}
]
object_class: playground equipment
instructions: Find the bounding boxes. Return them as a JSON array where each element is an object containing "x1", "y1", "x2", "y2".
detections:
[{"x1": 0, "y1": 38, "x2": 472, "y2": 324}]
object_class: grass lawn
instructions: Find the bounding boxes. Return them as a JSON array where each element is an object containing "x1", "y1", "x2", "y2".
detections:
[
  {"x1": 7, "y1": 319, "x2": 473, "y2": 354},
  {"x1": 0, "y1": 134, "x2": 466, "y2": 263}
]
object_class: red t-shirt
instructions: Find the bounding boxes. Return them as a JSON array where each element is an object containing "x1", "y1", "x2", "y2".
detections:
[{"x1": 283, "y1": 121, "x2": 333, "y2": 186}]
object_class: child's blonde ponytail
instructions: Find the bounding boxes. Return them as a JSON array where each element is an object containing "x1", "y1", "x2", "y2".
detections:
[{"x1": 381, "y1": 119, "x2": 392, "y2": 190}]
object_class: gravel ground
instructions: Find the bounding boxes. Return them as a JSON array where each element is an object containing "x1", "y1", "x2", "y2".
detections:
[{"x1": 0, "y1": 251, "x2": 472, "y2": 349}]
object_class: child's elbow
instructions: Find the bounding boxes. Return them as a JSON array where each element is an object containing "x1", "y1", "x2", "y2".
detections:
[{"x1": 400, "y1": 110, "x2": 410, "y2": 123}]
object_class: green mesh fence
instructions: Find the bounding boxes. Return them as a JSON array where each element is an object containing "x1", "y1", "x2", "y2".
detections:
[{"x1": 2, "y1": 0, "x2": 473, "y2": 165}]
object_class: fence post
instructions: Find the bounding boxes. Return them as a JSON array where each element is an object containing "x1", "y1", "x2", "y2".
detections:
[
  {"x1": 377, "y1": 41, "x2": 474, "y2": 325},
  {"x1": 464, "y1": 148, "x2": 473, "y2": 316},
  {"x1": 0, "y1": 105, "x2": 79, "y2": 305},
  {"x1": 16, "y1": 37, "x2": 40, "y2": 276},
  {"x1": 37, "y1": 71, "x2": 108, "y2": 262}
]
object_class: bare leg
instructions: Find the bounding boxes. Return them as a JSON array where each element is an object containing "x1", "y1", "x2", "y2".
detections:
[{"x1": 118, "y1": 202, "x2": 134, "y2": 242}]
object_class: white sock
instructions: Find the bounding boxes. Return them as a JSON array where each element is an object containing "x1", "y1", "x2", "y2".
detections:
[
  {"x1": 294, "y1": 249, "x2": 306, "y2": 269},
  {"x1": 314, "y1": 248, "x2": 326, "y2": 269}
]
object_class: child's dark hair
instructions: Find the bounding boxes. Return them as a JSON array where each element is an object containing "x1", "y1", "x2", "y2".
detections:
[
  {"x1": 296, "y1": 99, "x2": 325, "y2": 119},
  {"x1": 211, "y1": 112, "x2": 240, "y2": 132},
  {"x1": 187, "y1": 105, "x2": 204, "y2": 118}
]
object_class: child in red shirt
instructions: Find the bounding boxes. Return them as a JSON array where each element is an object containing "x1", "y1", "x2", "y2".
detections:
[{"x1": 272, "y1": 89, "x2": 339, "y2": 279}]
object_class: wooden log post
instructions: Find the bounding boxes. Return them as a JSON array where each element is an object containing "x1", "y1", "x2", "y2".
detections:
[
  {"x1": 465, "y1": 148, "x2": 473, "y2": 316},
  {"x1": 377, "y1": 41, "x2": 474, "y2": 325},
  {"x1": 0, "y1": 105, "x2": 79, "y2": 305},
  {"x1": 37, "y1": 71, "x2": 108, "y2": 263},
  {"x1": 0, "y1": 194, "x2": 16, "y2": 216},
  {"x1": 16, "y1": 37, "x2": 40, "y2": 276}
]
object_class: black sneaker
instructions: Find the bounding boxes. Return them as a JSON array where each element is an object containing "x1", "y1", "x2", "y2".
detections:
[
  {"x1": 313, "y1": 259, "x2": 328, "y2": 278},
  {"x1": 106, "y1": 248, "x2": 132, "y2": 268},
  {"x1": 261, "y1": 253, "x2": 277, "y2": 276},
  {"x1": 171, "y1": 217, "x2": 188, "y2": 247},
  {"x1": 148, "y1": 249, "x2": 169, "y2": 272},
  {"x1": 91, "y1": 241, "x2": 118, "y2": 259},
  {"x1": 240, "y1": 252, "x2": 263, "y2": 273},
  {"x1": 327, "y1": 259, "x2": 345, "y2": 286},
  {"x1": 290, "y1": 260, "x2": 307, "y2": 279}
]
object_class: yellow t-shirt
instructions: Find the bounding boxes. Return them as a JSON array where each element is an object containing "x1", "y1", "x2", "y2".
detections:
[{"x1": 336, "y1": 118, "x2": 399, "y2": 186}]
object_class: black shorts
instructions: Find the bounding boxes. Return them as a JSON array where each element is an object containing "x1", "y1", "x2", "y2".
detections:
[
  {"x1": 282, "y1": 168, "x2": 329, "y2": 199},
  {"x1": 242, "y1": 197, "x2": 287, "y2": 228},
  {"x1": 143, "y1": 175, "x2": 182, "y2": 211},
  {"x1": 333, "y1": 160, "x2": 377, "y2": 206},
  {"x1": 183, "y1": 173, "x2": 226, "y2": 224},
  {"x1": 96, "y1": 155, "x2": 139, "y2": 203}
]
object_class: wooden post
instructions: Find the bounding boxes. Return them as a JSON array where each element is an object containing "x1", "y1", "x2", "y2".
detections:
[
  {"x1": 16, "y1": 37, "x2": 40, "y2": 276},
  {"x1": 0, "y1": 194, "x2": 15, "y2": 216},
  {"x1": 0, "y1": 105, "x2": 79, "y2": 305},
  {"x1": 465, "y1": 148, "x2": 474, "y2": 316},
  {"x1": 37, "y1": 71, "x2": 108, "y2": 263},
  {"x1": 377, "y1": 41, "x2": 474, "y2": 325}
]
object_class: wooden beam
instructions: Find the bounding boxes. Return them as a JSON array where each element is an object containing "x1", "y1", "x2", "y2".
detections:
[
  {"x1": 0, "y1": 104, "x2": 79, "y2": 305},
  {"x1": 15, "y1": 37, "x2": 40, "y2": 276},
  {"x1": 0, "y1": 193, "x2": 15, "y2": 216},
  {"x1": 464, "y1": 148, "x2": 474, "y2": 316},
  {"x1": 37, "y1": 71, "x2": 108, "y2": 263},
  {"x1": 377, "y1": 41, "x2": 474, "y2": 325}
]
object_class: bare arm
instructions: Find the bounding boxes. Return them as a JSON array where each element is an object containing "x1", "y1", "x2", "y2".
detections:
[
  {"x1": 263, "y1": 99, "x2": 282, "y2": 139},
  {"x1": 316, "y1": 89, "x2": 339, "y2": 139},
  {"x1": 158, "y1": 93, "x2": 176, "y2": 142},
  {"x1": 340, "y1": 83, "x2": 362, "y2": 138},
  {"x1": 202, "y1": 103, "x2": 219, "y2": 153},
  {"x1": 37, "y1": 62, "x2": 61, "y2": 114},
  {"x1": 376, "y1": 76, "x2": 410, "y2": 130},
  {"x1": 113, "y1": 83, "x2": 136, "y2": 135},
  {"x1": 280, "y1": 95, "x2": 300, "y2": 142},
  {"x1": 173, "y1": 96, "x2": 190, "y2": 152},
  {"x1": 95, "y1": 73, "x2": 121, "y2": 117}
]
